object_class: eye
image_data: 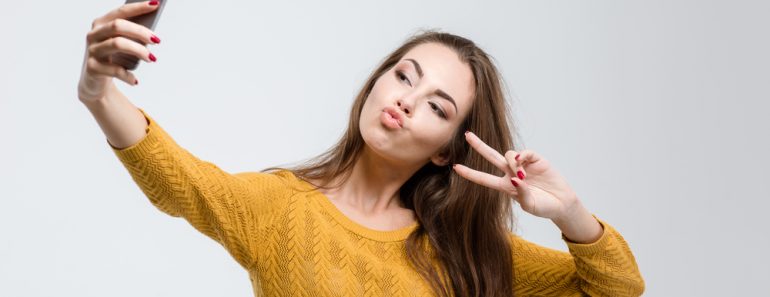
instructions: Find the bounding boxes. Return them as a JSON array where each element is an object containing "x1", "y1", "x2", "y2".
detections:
[
  {"x1": 395, "y1": 70, "x2": 412, "y2": 86},
  {"x1": 429, "y1": 102, "x2": 447, "y2": 119}
]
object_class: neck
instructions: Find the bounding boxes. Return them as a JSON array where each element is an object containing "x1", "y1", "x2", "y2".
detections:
[{"x1": 327, "y1": 146, "x2": 424, "y2": 216}]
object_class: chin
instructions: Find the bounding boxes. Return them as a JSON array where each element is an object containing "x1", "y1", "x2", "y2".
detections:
[{"x1": 360, "y1": 121, "x2": 401, "y2": 161}]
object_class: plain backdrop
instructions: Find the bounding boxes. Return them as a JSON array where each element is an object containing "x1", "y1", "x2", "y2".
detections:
[{"x1": 1, "y1": 0, "x2": 768, "y2": 296}]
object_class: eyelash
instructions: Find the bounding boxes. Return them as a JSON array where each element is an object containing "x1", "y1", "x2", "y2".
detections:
[{"x1": 395, "y1": 70, "x2": 447, "y2": 119}]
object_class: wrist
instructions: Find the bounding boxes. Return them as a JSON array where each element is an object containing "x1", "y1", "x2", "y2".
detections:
[
  {"x1": 552, "y1": 199, "x2": 586, "y2": 226},
  {"x1": 553, "y1": 193, "x2": 582, "y2": 223},
  {"x1": 79, "y1": 82, "x2": 119, "y2": 108},
  {"x1": 552, "y1": 201, "x2": 603, "y2": 244}
]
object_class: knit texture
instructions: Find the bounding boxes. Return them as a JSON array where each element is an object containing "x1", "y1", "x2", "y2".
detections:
[{"x1": 110, "y1": 107, "x2": 645, "y2": 296}]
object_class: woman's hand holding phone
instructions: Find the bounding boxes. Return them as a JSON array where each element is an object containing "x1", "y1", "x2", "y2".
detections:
[{"x1": 77, "y1": 0, "x2": 161, "y2": 104}]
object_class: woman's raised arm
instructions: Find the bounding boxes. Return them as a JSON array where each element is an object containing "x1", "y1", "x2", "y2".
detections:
[
  {"x1": 78, "y1": 1, "x2": 160, "y2": 148},
  {"x1": 107, "y1": 108, "x2": 294, "y2": 270},
  {"x1": 77, "y1": 1, "x2": 295, "y2": 270}
]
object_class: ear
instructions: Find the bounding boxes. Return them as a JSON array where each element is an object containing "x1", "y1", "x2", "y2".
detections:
[{"x1": 430, "y1": 151, "x2": 450, "y2": 167}]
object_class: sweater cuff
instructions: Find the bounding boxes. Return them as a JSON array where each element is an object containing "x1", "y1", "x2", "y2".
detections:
[
  {"x1": 561, "y1": 214, "x2": 612, "y2": 256},
  {"x1": 108, "y1": 107, "x2": 165, "y2": 163}
]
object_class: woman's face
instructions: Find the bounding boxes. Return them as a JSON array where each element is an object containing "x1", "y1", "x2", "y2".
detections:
[{"x1": 360, "y1": 42, "x2": 475, "y2": 168}]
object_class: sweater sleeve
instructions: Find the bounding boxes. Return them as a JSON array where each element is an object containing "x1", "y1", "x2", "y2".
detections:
[
  {"x1": 511, "y1": 215, "x2": 645, "y2": 297},
  {"x1": 109, "y1": 107, "x2": 293, "y2": 270}
]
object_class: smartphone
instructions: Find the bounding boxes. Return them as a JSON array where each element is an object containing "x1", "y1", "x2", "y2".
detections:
[{"x1": 111, "y1": 0, "x2": 168, "y2": 70}]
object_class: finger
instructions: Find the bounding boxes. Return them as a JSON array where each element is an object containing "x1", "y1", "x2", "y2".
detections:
[
  {"x1": 464, "y1": 131, "x2": 512, "y2": 175},
  {"x1": 510, "y1": 176, "x2": 535, "y2": 213},
  {"x1": 85, "y1": 56, "x2": 138, "y2": 86},
  {"x1": 505, "y1": 150, "x2": 527, "y2": 179},
  {"x1": 89, "y1": 36, "x2": 155, "y2": 63},
  {"x1": 516, "y1": 149, "x2": 545, "y2": 179},
  {"x1": 504, "y1": 150, "x2": 526, "y2": 180},
  {"x1": 516, "y1": 149, "x2": 542, "y2": 167},
  {"x1": 453, "y1": 164, "x2": 518, "y2": 196},
  {"x1": 92, "y1": 0, "x2": 160, "y2": 28},
  {"x1": 87, "y1": 18, "x2": 160, "y2": 46}
]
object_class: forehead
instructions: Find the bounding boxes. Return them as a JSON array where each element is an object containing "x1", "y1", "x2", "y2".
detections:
[{"x1": 400, "y1": 43, "x2": 475, "y2": 113}]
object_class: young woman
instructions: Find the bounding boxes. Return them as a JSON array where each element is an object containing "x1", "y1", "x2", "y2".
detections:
[{"x1": 78, "y1": 1, "x2": 645, "y2": 296}]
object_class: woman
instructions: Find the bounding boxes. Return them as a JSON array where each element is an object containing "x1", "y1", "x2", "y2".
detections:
[{"x1": 78, "y1": 1, "x2": 645, "y2": 296}]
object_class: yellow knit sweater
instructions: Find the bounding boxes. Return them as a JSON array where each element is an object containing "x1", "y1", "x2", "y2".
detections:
[{"x1": 110, "y1": 107, "x2": 645, "y2": 297}]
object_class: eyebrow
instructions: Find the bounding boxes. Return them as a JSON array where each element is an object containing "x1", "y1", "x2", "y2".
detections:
[{"x1": 404, "y1": 58, "x2": 458, "y2": 114}]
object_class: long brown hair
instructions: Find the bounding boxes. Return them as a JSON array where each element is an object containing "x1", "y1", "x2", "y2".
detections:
[{"x1": 263, "y1": 29, "x2": 521, "y2": 297}]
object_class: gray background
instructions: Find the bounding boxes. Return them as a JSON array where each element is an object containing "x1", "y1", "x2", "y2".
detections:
[{"x1": 1, "y1": 0, "x2": 768, "y2": 296}]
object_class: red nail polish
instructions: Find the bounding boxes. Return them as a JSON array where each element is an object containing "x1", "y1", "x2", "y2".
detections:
[
  {"x1": 517, "y1": 170, "x2": 525, "y2": 180},
  {"x1": 149, "y1": 0, "x2": 159, "y2": 6},
  {"x1": 511, "y1": 179, "x2": 518, "y2": 187},
  {"x1": 515, "y1": 154, "x2": 520, "y2": 161},
  {"x1": 150, "y1": 35, "x2": 161, "y2": 44},
  {"x1": 148, "y1": 53, "x2": 156, "y2": 62}
]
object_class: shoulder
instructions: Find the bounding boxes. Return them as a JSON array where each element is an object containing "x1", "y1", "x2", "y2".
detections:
[{"x1": 236, "y1": 168, "x2": 294, "y2": 184}]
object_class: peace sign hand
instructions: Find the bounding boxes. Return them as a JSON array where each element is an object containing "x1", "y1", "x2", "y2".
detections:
[{"x1": 452, "y1": 131, "x2": 580, "y2": 221}]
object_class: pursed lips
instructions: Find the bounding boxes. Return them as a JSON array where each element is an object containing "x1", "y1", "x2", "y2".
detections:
[{"x1": 383, "y1": 107, "x2": 404, "y2": 127}]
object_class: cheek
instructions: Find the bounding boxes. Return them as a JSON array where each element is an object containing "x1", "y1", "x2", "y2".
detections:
[
  {"x1": 361, "y1": 90, "x2": 384, "y2": 119},
  {"x1": 409, "y1": 124, "x2": 453, "y2": 151},
  {"x1": 371, "y1": 72, "x2": 404, "y2": 98},
  {"x1": 361, "y1": 79, "x2": 396, "y2": 121},
  {"x1": 361, "y1": 85, "x2": 385, "y2": 113}
]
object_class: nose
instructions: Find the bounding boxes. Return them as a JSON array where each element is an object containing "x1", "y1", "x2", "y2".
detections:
[{"x1": 397, "y1": 99, "x2": 412, "y2": 115}]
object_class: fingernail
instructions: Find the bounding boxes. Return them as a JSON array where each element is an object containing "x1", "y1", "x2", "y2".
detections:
[
  {"x1": 150, "y1": 35, "x2": 161, "y2": 44},
  {"x1": 517, "y1": 170, "x2": 525, "y2": 180},
  {"x1": 465, "y1": 130, "x2": 470, "y2": 135},
  {"x1": 515, "y1": 154, "x2": 520, "y2": 161},
  {"x1": 134, "y1": 79, "x2": 139, "y2": 85},
  {"x1": 511, "y1": 178, "x2": 518, "y2": 187},
  {"x1": 148, "y1": 53, "x2": 157, "y2": 62},
  {"x1": 149, "y1": 0, "x2": 159, "y2": 6}
]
